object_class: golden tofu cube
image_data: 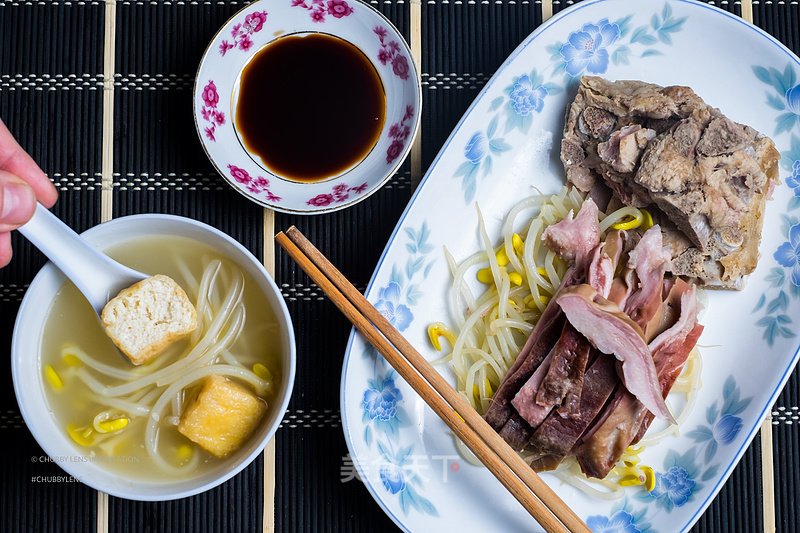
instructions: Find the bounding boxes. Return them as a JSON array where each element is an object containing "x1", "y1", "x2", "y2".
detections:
[
  {"x1": 178, "y1": 375, "x2": 267, "y2": 457},
  {"x1": 102, "y1": 274, "x2": 197, "y2": 366}
]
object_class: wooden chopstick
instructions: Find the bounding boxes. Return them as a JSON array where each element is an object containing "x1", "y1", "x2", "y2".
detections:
[
  {"x1": 277, "y1": 227, "x2": 590, "y2": 533},
  {"x1": 275, "y1": 231, "x2": 564, "y2": 532}
]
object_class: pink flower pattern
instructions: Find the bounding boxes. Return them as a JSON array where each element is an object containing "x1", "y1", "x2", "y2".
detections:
[
  {"x1": 200, "y1": 80, "x2": 225, "y2": 142},
  {"x1": 245, "y1": 11, "x2": 268, "y2": 32},
  {"x1": 307, "y1": 193, "x2": 335, "y2": 207},
  {"x1": 374, "y1": 26, "x2": 410, "y2": 80},
  {"x1": 385, "y1": 105, "x2": 414, "y2": 164},
  {"x1": 306, "y1": 182, "x2": 368, "y2": 207},
  {"x1": 377, "y1": 49, "x2": 391, "y2": 64},
  {"x1": 219, "y1": 10, "x2": 269, "y2": 56},
  {"x1": 311, "y1": 9, "x2": 326, "y2": 22},
  {"x1": 293, "y1": 0, "x2": 352, "y2": 22},
  {"x1": 227, "y1": 165, "x2": 282, "y2": 202},
  {"x1": 327, "y1": 0, "x2": 353, "y2": 18},
  {"x1": 239, "y1": 35, "x2": 254, "y2": 52}
]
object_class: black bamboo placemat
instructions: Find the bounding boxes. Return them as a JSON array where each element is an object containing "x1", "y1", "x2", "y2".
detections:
[
  {"x1": 752, "y1": 5, "x2": 800, "y2": 528},
  {"x1": 0, "y1": 0, "x2": 798, "y2": 532},
  {"x1": 0, "y1": 3, "x2": 103, "y2": 532}
]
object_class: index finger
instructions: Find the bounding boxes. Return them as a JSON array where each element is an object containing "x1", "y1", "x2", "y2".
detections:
[{"x1": 0, "y1": 119, "x2": 58, "y2": 207}]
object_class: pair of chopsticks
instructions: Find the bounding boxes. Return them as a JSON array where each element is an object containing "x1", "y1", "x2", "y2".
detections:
[{"x1": 276, "y1": 226, "x2": 590, "y2": 533}]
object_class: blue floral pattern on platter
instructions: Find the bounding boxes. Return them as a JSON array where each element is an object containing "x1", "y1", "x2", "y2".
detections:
[
  {"x1": 452, "y1": 4, "x2": 686, "y2": 204},
  {"x1": 753, "y1": 63, "x2": 800, "y2": 135},
  {"x1": 559, "y1": 18, "x2": 621, "y2": 76},
  {"x1": 343, "y1": 1, "x2": 800, "y2": 531},
  {"x1": 685, "y1": 376, "x2": 752, "y2": 467},
  {"x1": 359, "y1": 221, "x2": 438, "y2": 516},
  {"x1": 586, "y1": 500, "x2": 652, "y2": 533},
  {"x1": 550, "y1": 4, "x2": 685, "y2": 80},
  {"x1": 647, "y1": 462, "x2": 696, "y2": 511},
  {"x1": 590, "y1": 376, "x2": 755, "y2": 526},
  {"x1": 774, "y1": 224, "x2": 800, "y2": 286},
  {"x1": 453, "y1": 118, "x2": 512, "y2": 202},
  {"x1": 754, "y1": 60, "x2": 800, "y2": 320},
  {"x1": 373, "y1": 282, "x2": 414, "y2": 332},
  {"x1": 751, "y1": 134, "x2": 800, "y2": 345},
  {"x1": 363, "y1": 375, "x2": 403, "y2": 426},
  {"x1": 487, "y1": 68, "x2": 563, "y2": 136},
  {"x1": 509, "y1": 75, "x2": 548, "y2": 115}
]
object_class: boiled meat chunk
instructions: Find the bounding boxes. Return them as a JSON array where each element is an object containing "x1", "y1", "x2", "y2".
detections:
[{"x1": 561, "y1": 76, "x2": 780, "y2": 289}]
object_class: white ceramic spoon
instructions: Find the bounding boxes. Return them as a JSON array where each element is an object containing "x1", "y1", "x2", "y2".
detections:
[{"x1": 18, "y1": 204, "x2": 148, "y2": 315}]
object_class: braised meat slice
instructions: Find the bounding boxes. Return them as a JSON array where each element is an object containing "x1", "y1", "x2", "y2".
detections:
[{"x1": 561, "y1": 76, "x2": 780, "y2": 289}]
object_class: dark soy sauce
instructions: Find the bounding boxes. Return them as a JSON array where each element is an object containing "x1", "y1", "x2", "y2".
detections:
[{"x1": 235, "y1": 33, "x2": 386, "y2": 182}]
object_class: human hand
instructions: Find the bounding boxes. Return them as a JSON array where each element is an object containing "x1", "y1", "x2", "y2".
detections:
[{"x1": 0, "y1": 118, "x2": 58, "y2": 267}]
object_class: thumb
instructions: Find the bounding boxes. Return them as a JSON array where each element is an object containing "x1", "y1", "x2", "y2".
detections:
[{"x1": 0, "y1": 170, "x2": 37, "y2": 232}]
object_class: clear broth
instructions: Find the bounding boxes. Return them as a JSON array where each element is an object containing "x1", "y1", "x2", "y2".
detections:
[{"x1": 40, "y1": 235, "x2": 282, "y2": 480}]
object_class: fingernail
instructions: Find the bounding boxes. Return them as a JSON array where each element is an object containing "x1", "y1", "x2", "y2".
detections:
[{"x1": 1, "y1": 183, "x2": 34, "y2": 224}]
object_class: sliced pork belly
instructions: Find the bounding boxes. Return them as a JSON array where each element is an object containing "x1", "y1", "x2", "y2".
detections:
[
  {"x1": 586, "y1": 240, "x2": 615, "y2": 299},
  {"x1": 575, "y1": 321, "x2": 702, "y2": 478},
  {"x1": 550, "y1": 328, "x2": 592, "y2": 419},
  {"x1": 574, "y1": 387, "x2": 650, "y2": 479},
  {"x1": 648, "y1": 282, "x2": 701, "y2": 355},
  {"x1": 561, "y1": 76, "x2": 780, "y2": 289},
  {"x1": 485, "y1": 187, "x2": 705, "y2": 476},
  {"x1": 511, "y1": 348, "x2": 556, "y2": 428},
  {"x1": 632, "y1": 324, "x2": 704, "y2": 446}
]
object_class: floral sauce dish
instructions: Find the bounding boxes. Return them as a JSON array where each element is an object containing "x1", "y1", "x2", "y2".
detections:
[{"x1": 194, "y1": 0, "x2": 421, "y2": 214}]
